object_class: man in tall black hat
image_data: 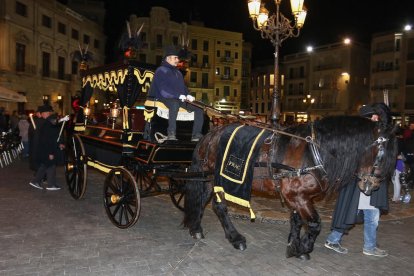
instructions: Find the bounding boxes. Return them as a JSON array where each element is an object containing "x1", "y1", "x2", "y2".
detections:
[
  {"x1": 29, "y1": 104, "x2": 61, "y2": 191},
  {"x1": 149, "y1": 45, "x2": 204, "y2": 141},
  {"x1": 325, "y1": 103, "x2": 391, "y2": 258}
]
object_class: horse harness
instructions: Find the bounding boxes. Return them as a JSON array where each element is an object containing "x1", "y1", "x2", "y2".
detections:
[
  {"x1": 258, "y1": 123, "x2": 388, "y2": 184},
  {"x1": 257, "y1": 123, "x2": 326, "y2": 181}
]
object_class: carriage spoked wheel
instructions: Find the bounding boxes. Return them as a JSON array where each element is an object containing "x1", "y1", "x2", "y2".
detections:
[
  {"x1": 64, "y1": 134, "x2": 87, "y2": 200},
  {"x1": 169, "y1": 178, "x2": 186, "y2": 211},
  {"x1": 103, "y1": 168, "x2": 140, "y2": 229},
  {"x1": 134, "y1": 167, "x2": 158, "y2": 193}
]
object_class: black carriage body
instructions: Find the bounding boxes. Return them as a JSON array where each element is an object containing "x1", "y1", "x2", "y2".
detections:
[{"x1": 65, "y1": 60, "x2": 198, "y2": 228}]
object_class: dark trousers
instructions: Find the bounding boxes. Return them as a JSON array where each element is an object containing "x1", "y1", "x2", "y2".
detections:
[
  {"x1": 33, "y1": 163, "x2": 56, "y2": 188},
  {"x1": 159, "y1": 98, "x2": 204, "y2": 136}
]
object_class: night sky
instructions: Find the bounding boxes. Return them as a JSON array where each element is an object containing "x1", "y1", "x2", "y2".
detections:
[{"x1": 64, "y1": 0, "x2": 413, "y2": 64}]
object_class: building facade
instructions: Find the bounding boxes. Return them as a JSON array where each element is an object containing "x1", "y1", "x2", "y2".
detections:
[
  {"x1": 370, "y1": 28, "x2": 414, "y2": 122},
  {"x1": 129, "y1": 7, "x2": 248, "y2": 114},
  {"x1": 251, "y1": 41, "x2": 371, "y2": 123},
  {"x1": 0, "y1": 0, "x2": 105, "y2": 114}
]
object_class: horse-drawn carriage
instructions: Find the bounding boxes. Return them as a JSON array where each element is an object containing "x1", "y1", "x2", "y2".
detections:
[
  {"x1": 64, "y1": 59, "x2": 206, "y2": 229},
  {"x1": 65, "y1": 29, "x2": 397, "y2": 259}
]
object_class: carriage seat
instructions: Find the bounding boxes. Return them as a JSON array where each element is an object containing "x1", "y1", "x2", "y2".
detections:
[{"x1": 144, "y1": 99, "x2": 194, "y2": 121}]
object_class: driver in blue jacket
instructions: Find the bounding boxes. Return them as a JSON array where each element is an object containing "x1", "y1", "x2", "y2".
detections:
[{"x1": 150, "y1": 45, "x2": 204, "y2": 141}]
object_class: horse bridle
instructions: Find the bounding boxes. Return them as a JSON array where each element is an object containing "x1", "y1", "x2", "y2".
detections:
[{"x1": 355, "y1": 136, "x2": 388, "y2": 183}]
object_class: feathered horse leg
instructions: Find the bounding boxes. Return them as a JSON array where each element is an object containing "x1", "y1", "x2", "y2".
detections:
[
  {"x1": 212, "y1": 192, "x2": 247, "y2": 250},
  {"x1": 183, "y1": 178, "x2": 210, "y2": 239}
]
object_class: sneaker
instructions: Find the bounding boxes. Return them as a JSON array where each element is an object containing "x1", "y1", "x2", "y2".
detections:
[
  {"x1": 167, "y1": 132, "x2": 178, "y2": 140},
  {"x1": 29, "y1": 182, "x2": 43, "y2": 190},
  {"x1": 363, "y1": 247, "x2": 388, "y2": 257},
  {"x1": 46, "y1": 186, "x2": 61, "y2": 191},
  {"x1": 191, "y1": 133, "x2": 203, "y2": 142},
  {"x1": 324, "y1": 241, "x2": 348, "y2": 254}
]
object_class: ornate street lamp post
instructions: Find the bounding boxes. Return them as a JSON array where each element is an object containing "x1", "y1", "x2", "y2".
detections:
[{"x1": 248, "y1": 0, "x2": 307, "y2": 126}]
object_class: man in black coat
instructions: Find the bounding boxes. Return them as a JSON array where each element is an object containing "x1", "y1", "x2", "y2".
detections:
[
  {"x1": 28, "y1": 107, "x2": 46, "y2": 171},
  {"x1": 29, "y1": 105, "x2": 61, "y2": 191},
  {"x1": 324, "y1": 103, "x2": 390, "y2": 257}
]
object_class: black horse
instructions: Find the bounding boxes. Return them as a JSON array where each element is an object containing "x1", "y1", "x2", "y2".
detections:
[{"x1": 183, "y1": 115, "x2": 397, "y2": 260}]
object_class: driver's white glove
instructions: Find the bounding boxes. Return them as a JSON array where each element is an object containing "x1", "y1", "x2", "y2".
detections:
[
  {"x1": 58, "y1": 115, "x2": 70, "y2": 123},
  {"x1": 179, "y1": 95, "x2": 187, "y2": 102},
  {"x1": 186, "y1": 95, "x2": 195, "y2": 102}
]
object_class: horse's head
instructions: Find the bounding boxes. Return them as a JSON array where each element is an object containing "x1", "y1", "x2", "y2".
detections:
[{"x1": 356, "y1": 130, "x2": 397, "y2": 195}]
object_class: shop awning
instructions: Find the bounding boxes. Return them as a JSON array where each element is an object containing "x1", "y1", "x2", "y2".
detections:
[{"x1": 0, "y1": 86, "x2": 27, "y2": 102}]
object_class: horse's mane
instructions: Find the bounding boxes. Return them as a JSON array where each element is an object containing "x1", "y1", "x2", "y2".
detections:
[{"x1": 277, "y1": 115, "x2": 397, "y2": 193}]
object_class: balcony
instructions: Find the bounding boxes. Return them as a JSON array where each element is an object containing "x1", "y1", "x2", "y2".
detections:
[
  {"x1": 220, "y1": 57, "x2": 234, "y2": 63},
  {"x1": 14, "y1": 64, "x2": 37, "y2": 75},
  {"x1": 313, "y1": 63, "x2": 342, "y2": 71},
  {"x1": 372, "y1": 47, "x2": 396, "y2": 55},
  {"x1": 220, "y1": 75, "x2": 233, "y2": 81},
  {"x1": 372, "y1": 66, "x2": 399, "y2": 73},
  {"x1": 371, "y1": 84, "x2": 399, "y2": 90}
]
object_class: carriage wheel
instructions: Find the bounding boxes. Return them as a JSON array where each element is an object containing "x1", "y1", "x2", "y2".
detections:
[
  {"x1": 169, "y1": 178, "x2": 186, "y2": 211},
  {"x1": 103, "y1": 168, "x2": 140, "y2": 229},
  {"x1": 135, "y1": 168, "x2": 158, "y2": 193},
  {"x1": 64, "y1": 134, "x2": 87, "y2": 200}
]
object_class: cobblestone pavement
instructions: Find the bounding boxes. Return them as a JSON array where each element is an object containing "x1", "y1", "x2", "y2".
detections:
[{"x1": 0, "y1": 159, "x2": 413, "y2": 275}]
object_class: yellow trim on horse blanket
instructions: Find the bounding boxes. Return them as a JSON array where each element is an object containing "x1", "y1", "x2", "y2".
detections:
[{"x1": 214, "y1": 124, "x2": 270, "y2": 219}]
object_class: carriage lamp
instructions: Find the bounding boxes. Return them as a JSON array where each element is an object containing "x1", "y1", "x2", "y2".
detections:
[
  {"x1": 83, "y1": 105, "x2": 91, "y2": 125},
  {"x1": 109, "y1": 104, "x2": 120, "y2": 129},
  {"x1": 248, "y1": 0, "x2": 307, "y2": 126}
]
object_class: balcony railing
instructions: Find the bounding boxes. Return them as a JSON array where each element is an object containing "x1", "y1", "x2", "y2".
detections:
[
  {"x1": 14, "y1": 64, "x2": 37, "y2": 75},
  {"x1": 372, "y1": 66, "x2": 399, "y2": 73},
  {"x1": 313, "y1": 63, "x2": 342, "y2": 71},
  {"x1": 220, "y1": 75, "x2": 233, "y2": 81},
  {"x1": 220, "y1": 57, "x2": 234, "y2": 63}
]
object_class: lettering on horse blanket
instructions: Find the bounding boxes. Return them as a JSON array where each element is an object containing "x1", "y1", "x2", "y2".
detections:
[{"x1": 214, "y1": 124, "x2": 270, "y2": 219}]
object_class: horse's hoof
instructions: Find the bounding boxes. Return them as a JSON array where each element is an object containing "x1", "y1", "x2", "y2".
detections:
[
  {"x1": 297, "y1": 253, "x2": 310, "y2": 261},
  {"x1": 192, "y1": 232, "x2": 204, "y2": 240},
  {"x1": 233, "y1": 242, "x2": 247, "y2": 251},
  {"x1": 286, "y1": 245, "x2": 295, "y2": 258}
]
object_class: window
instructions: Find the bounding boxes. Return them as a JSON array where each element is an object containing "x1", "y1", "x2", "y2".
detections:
[
  {"x1": 216, "y1": 88, "x2": 220, "y2": 96},
  {"x1": 42, "y1": 52, "x2": 50, "y2": 77},
  {"x1": 191, "y1": 39, "x2": 197, "y2": 50},
  {"x1": 83, "y1": 34, "x2": 90, "y2": 44},
  {"x1": 202, "y1": 55, "x2": 209, "y2": 66},
  {"x1": 139, "y1": 54, "x2": 146, "y2": 63},
  {"x1": 190, "y1": 54, "x2": 198, "y2": 66},
  {"x1": 71, "y1": 61, "x2": 78, "y2": 75},
  {"x1": 15, "y1": 43, "x2": 26, "y2": 72},
  {"x1": 235, "y1": 52, "x2": 239, "y2": 59},
  {"x1": 172, "y1": 36, "x2": 178, "y2": 45},
  {"x1": 298, "y1": 83, "x2": 304, "y2": 94},
  {"x1": 225, "y1": 42, "x2": 231, "y2": 46},
  {"x1": 190, "y1": 72, "x2": 197, "y2": 83},
  {"x1": 203, "y1": 41, "x2": 209, "y2": 51},
  {"x1": 58, "y1": 22, "x2": 66, "y2": 34},
  {"x1": 216, "y1": 50, "x2": 220, "y2": 57},
  {"x1": 224, "y1": 66, "x2": 230, "y2": 77},
  {"x1": 140, "y1": 32, "x2": 147, "y2": 42},
  {"x1": 202, "y1": 93, "x2": 208, "y2": 103},
  {"x1": 72, "y1": 29, "x2": 79, "y2": 40},
  {"x1": 202, "y1": 73, "x2": 208, "y2": 88},
  {"x1": 300, "y1": 66, "x2": 305, "y2": 78},
  {"x1": 58, "y1": 56, "x2": 65, "y2": 80},
  {"x1": 42, "y1": 15, "x2": 52, "y2": 28},
  {"x1": 94, "y1": 39, "x2": 100, "y2": 49},
  {"x1": 215, "y1": 67, "x2": 220, "y2": 75},
  {"x1": 156, "y1": 34, "x2": 163, "y2": 48},
  {"x1": 234, "y1": 69, "x2": 238, "y2": 77},
  {"x1": 224, "y1": 86, "x2": 230, "y2": 97},
  {"x1": 156, "y1": 55, "x2": 163, "y2": 65},
  {"x1": 15, "y1": 1, "x2": 27, "y2": 17},
  {"x1": 224, "y1": 50, "x2": 231, "y2": 58},
  {"x1": 234, "y1": 89, "x2": 238, "y2": 97}
]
